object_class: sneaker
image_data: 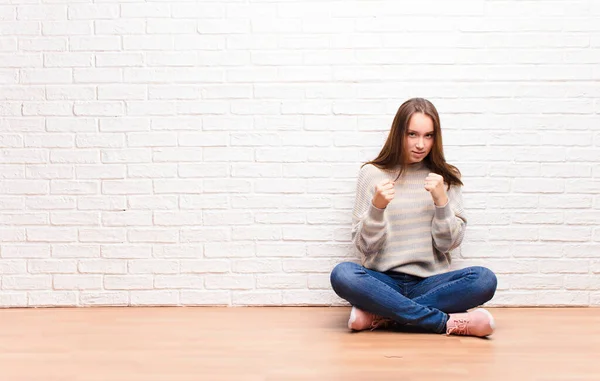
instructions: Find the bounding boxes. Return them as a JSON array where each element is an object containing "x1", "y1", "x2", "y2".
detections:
[
  {"x1": 348, "y1": 306, "x2": 393, "y2": 331},
  {"x1": 446, "y1": 308, "x2": 495, "y2": 337}
]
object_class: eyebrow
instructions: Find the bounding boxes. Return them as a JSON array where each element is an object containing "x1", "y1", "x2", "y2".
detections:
[{"x1": 407, "y1": 130, "x2": 434, "y2": 134}]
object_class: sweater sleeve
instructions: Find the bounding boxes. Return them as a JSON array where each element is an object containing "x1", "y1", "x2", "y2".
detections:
[
  {"x1": 431, "y1": 184, "x2": 467, "y2": 254},
  {"x1": 351, "y1": 165, "x2": 388, "y2": 258}
]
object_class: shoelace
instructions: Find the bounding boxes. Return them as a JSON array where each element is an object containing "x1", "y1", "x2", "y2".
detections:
[
  {"x1": 446, "y1": 318, "x2": 469, "y2": 335},
  {"x1": 370, "y1": 317, "x2": 393, "y2": 331}
]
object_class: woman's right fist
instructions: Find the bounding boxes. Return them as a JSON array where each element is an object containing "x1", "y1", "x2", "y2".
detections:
[{"x1": 372, "y1": 179, "x2": 395, "y2": 209}]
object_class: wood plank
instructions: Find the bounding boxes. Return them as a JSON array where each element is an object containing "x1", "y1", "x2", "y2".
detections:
[{"x1": 0, "y1": 307, "x2": 598, "y2": 380}]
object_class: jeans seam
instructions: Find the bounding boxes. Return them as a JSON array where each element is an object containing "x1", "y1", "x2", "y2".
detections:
[{"x1": 436, "y1": 314, "x2": 448, "y2": 334}]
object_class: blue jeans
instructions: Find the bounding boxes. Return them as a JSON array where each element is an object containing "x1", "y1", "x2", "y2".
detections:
[{"x1": 330, "y1": 262, "x2": 497, "y2": 334}]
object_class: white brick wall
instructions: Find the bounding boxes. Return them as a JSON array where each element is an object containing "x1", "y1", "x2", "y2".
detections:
[{"x1": 0, "y1": 0, "x2": 599, "y2": 308}]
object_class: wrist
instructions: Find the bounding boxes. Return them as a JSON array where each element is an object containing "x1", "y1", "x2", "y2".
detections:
[
  {"x1": 433, "y1": 195, "x2": 448, "y2": 207},
  {"x1": 372, "y1": 200, "x2": 386, "y2": 210},
  {"x1": 368, "y1": 202, "x2": 386, "y2": 222}
]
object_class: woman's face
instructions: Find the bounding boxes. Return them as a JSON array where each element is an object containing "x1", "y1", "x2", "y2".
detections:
[{"x1": 403, "y1": 112, "x2": 434, "y2": 164}]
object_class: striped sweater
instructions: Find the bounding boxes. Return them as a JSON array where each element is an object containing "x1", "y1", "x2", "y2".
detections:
[{"x1": 351, "y1": 161, "x2": 467, "y2": 278}]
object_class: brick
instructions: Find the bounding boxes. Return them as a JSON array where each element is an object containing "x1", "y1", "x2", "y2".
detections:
[
  {"x1": 180, "y1": 291, "x2": 230, "y2": 306},
  {"x1": 53, "y1": 274, "x2": 102, "y2": 290},
  {"x1": 205, "y1": 275, "x2": 253, "y2": 290},
  {"x1": 28, "y1": 291, "x2": 77, "y2": 307},
  {"x1": 79, "y1": 259, "x2": 127, "y2": 274},
  {"x1": 232, "y1": 291, "x2": 282, "y2": 306},
  {"x1": 154, "y1": 275, "x2": 203, "y2": 289},
  {"x1": 101, "y1": 245, "x2": 151, "y2": 259},
  {"x1": 181, "y1": 259, "x2": 229, "y2": 273},
  {"x1": 80, "y1": 292, "x2": 128, "y2": 306},
  {"x1": 105, "y1": 275, "x2": 152, "y2": 290},
  {"x1": 130, "y1": 291, "x2": 179, "y2": 306}
]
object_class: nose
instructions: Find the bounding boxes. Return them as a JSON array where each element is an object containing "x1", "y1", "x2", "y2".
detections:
[{"x1": 416, "y1": 138, "x2": 424, "y2": 149}]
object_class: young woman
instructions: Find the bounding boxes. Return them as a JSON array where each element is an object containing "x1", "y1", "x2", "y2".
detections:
[{"x1": 330, "y1": 98, "x2": 498, "y2": 337}]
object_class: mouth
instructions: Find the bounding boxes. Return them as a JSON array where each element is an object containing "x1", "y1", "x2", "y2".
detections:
[{"x1": 413, "y1": 151, "x2": 426, "y2": 156}]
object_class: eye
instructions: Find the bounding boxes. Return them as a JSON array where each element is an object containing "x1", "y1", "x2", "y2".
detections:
[
  {"x1": 408, "y1": 132, "x2": 416, "y2": 137},
  {"x1": 426, "y1": 134, "x2": 433, "y2": 138}
]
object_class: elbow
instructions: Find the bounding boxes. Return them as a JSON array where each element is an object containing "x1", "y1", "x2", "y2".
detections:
[
  {"x1": 434, "y1": 243, "x2": 452, "y2": 255},
  {"x1": 352, "y1": 233, "x2": 385, "y2": 257},
  {"x1": 433, "y1": 222, "x2": 466, "y2": 254},
  {"x1": 355, "y1": 239, "x2": 377, "y2": 257},
  {"x1": 433, "y1": 235, "x2": 462, "y2": 255}
]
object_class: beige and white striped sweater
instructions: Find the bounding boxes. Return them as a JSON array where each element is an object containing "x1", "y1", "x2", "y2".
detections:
[{"x1": 351, "y1": 161, "x2": 467, "y2": 278}]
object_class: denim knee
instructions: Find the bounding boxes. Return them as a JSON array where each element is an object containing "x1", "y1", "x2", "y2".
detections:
[
  {"x1": 471, "y1": 266, "x2": 497, "y2": 301},
  {"x1": 330, "y1": 261, "x2": 360, "y2": 293}
]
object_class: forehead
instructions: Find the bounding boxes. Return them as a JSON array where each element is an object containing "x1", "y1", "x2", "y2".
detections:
[{"x1": 407, "y1": 113, "x2": 434, "y2": 133}]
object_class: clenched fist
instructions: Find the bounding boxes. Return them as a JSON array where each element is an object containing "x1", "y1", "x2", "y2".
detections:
[
  {"x1": 372, "y1": 179, "x2": 395, "y2": 209},
  {"x1": 424, "y1": 173, "x2": 448, "y2": 206}
]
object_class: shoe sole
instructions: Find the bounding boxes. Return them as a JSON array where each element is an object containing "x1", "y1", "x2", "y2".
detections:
[
  {"x1": 348, "y1": 306, "x2": 356, "y2": 330},
  {"x1": 474, "y1": 308, "x2": 496, "y2": 334}
]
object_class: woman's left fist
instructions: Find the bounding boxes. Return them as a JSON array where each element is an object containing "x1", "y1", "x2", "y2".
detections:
[{"x1": 424, "y1": 173, "x2": 448, "y2": 206}]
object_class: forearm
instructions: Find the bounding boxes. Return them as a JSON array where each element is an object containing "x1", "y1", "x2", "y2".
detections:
[
  {"x1": 432, "y1": 202, "x2": 466, "y2": 253},
  {"x1": 352, "y1": 203, "x2": 388, "y2": 256}
]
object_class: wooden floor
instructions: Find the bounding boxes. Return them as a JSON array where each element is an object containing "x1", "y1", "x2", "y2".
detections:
[{"x1": 0, "y1": 307, "x2": 599, "y2": 380}]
